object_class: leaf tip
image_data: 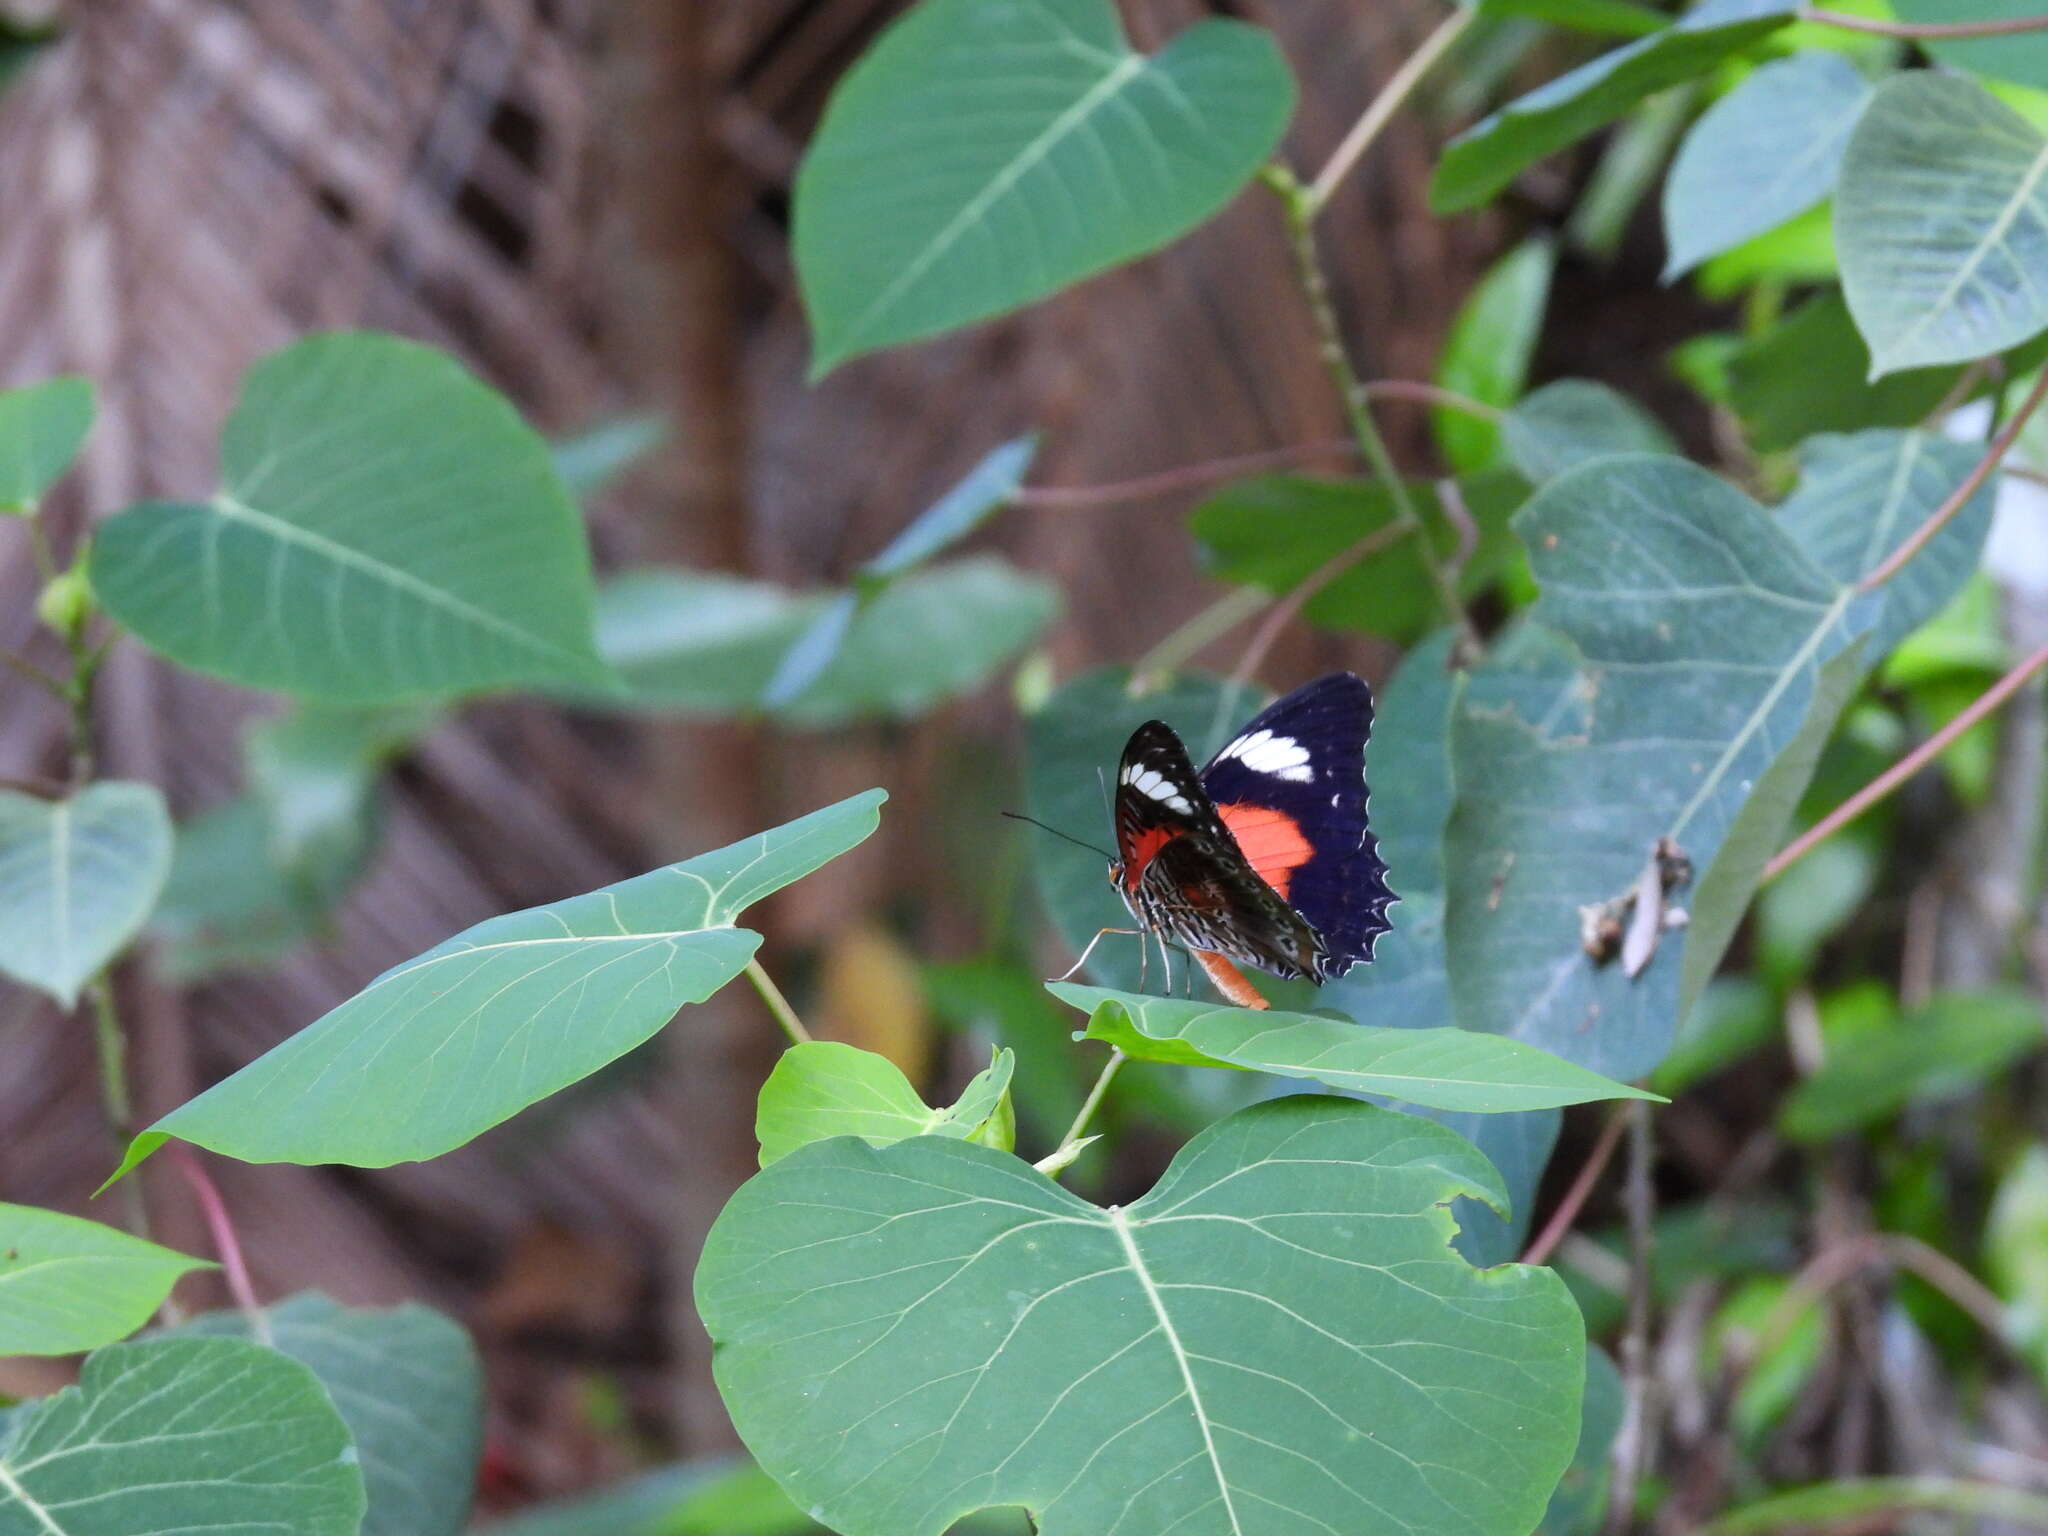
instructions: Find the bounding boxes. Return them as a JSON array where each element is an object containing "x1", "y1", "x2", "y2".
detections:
[{"x1": 96, "y1": 1132, "x2": 167, "y2": 1195}]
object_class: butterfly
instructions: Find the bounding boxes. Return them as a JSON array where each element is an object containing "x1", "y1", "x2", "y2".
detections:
[{"x1": 1109, "y1": 672, "x2": 1396, "y2": 986}]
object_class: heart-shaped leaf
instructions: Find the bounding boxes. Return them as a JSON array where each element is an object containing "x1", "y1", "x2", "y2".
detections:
[
  {"x1": 1662, "y1": 51, "x2": 1871, "y2": 280},
  {"x1": 174, "y1": 1293, "x2": 483, "y2": 1536},
  {"x1": 110, "y1": 790, "x2": 885, "y2": 1178},
  {"x1": 0, "y1": 781, "x2": 172, "y2": 1008},
  {"x1": 0, "y1": 1205, "x2": 210, "y2": 1355},
  {"x1": 755, "y1": 1041, "x2": 1015, "y2": 1165},
  {"x1": 796, "y1": 0, "x2": 1294, "y2": 373},
  {"x1": 1054, "y1": 984, "x2": 1656, "y2": 1111},
  {"x1": 91, "y1": 332, "x2": 614, "y2": 702},
  {"x1": 0, "y1": 377, "x2": 92, "y2": 514},
  {"x1": 0, "y1": 1336, "x2": 365, "y2": 1534},
  {"x1": 699, "y1": 1096, "x2": 1585, "y2": 1536},
  {"x1": 1838, "y1": 74, "x2": 2048, "y2": 377}
]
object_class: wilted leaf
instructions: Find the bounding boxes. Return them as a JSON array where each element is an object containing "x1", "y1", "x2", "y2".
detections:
[
  {"x1": 797, "y1": 0, "x2": 1294, "y2": 373},
  {"x1": 700, "y1": 1096, "x2": 1585, "y2": 1536},
  {"x1": 755, "y1": 1041, "x2": 1015, "y2": 1165},
  {"x1": 0, "y1": 1205, "x2": 209, "y2": 1356},
  {"x1": 0, "y1": 376, "x2": 92, "y2": 514},
  {"x1": 112, "y1": 791, "x2": 885, "y2": 1177}
]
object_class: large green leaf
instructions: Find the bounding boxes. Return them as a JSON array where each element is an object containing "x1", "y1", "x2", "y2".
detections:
[
  {"x1": 485, "y1": 1460, "x2": 807, "y2": 1536},
  {"x1": 1056, "y1": 984, "x2": 1656, "y2": 1110},
  {"x1": 0, "y1": 782, "x2": 171, "y2": 1008},
  {"x1": 1435, "y1": 237, "x2": 1556, "y2": 471},
  {"x1": 755, "y1": 1041, "x2": 1015, "y2": 1165},
  {"x1": 796, "y1": 0, "x2": 1294, "y2": 373},
  {"x1": 699, "y1": 1096, "x2": 1585, "y2": 1536},
  {"x1": 588, "y1": 558, "x2": 1056, "y2": 725},
  {"x1": 1190, "y1": 470, "x2": 1528, "y2": 642},
  {"x1": 0, "y1": 377, "x2": 92, "y2": 514},
  {"x1": 0, "y1": 1205, "x2": 209, "y2": 1356},
  {"x1": 110, "y1": 790, "x2": 885, "y2": 1178},
  {"x1": 1499, "y1": 380, "x2": 1677, "y2": 483},
  {"x1": 1894, "y1": 0, "x2": 2048, "y2": 91},
  {"x1": 174, "y1": 1293, "x2": 483, "y2": 1536},
  {"x1": 1776, "y1": 429, "x2": 1999, "y2": 656},
  {"x1": 1662, "y1": 52, "x2": 1871, "y2": 279},
  {"x1": 1445, "y1": 456, "x2": 1870, "y2": 1079},
  {"x1": 0, "y1": 1336, "x2": 365, "y2": 1534},
  {"x1": 91, "y1": 332, "x2": 613, "y2": 701},
  {"x1": 1539, "y1": 1348, "x2": 1624, "y2": 1535},
  {"x1": 1431, "y1": 0, "x2": 1798, "y2": 214},
  {"x1": 1837, "y1": 75, "x2": 2048, "y2": 377}
]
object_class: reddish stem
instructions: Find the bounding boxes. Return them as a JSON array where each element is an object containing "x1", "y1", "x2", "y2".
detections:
[
  {"x1": 169, "y1": 1145, "x2": 266, "y2": 1332},
  {"x1": 1521, "y1": 1105, "x2": 1631, "y2": 1267}
]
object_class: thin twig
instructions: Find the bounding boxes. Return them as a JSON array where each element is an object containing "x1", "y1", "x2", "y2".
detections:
[
  {"x1": 0, "y1": 646, "x2": 66, "y2": 698},
  {"x1": 1364, "y1": 379, "x2": 1505, "y2": 421},
  {"x1": 1047, "y1": 1048, "x2": 1125, "y2": 1166},
  {"x1": 1129, "y1": 587, "x2": 1272, "y2": 687},
  {"x1": 1860, "y1": 366, "x2": 2048, "y2": 591},
  {"x1": 1521, "y1": 1105, "x2": 1632, "y2": 1267},
  {"x1": 1306, "y1": 5, "x2": 1477, "y2": 213},
  {"x1": 1015, "y1": 440, "x2": 1356, "y2": 509},
  {"x1": 1803, "y1": 5, "x2": 2048, "y2": 36},
  {"x1": 168, "y1": 1146, "x2": 269, "y2": 1339},
  {"x1": 1763, "y1": 641, "x2": 2048, "y2": 880},
  {"x1": 1434, "y1": 476, "x2": 1480, "y2": 586},
  {"x1": 1607, "y1": 1101, "x2": 1657, "y2": 1536},
  {"x1": 87, "y1": 978, "x2": 151, "y2": 1242},
  {"x1": 1226, "y1": 521, "x2": 1411, "y2": 694},
  {"x1": 744, "y1": 958, "x2": 812, "y2": 1045}
]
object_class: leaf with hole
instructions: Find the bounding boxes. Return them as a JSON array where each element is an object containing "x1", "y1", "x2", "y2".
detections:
[
  {"x1": 91, "y1": 332, "x2": 614, "y2": 702},
  {"x1": 0, "y1": 1205, "x2": 210, "y2": 1356},
  {"x1": 0, "y1": 781, "x2": 171, "y2": 1008},
  {"x1": 109, "y1": 790, "x2": 885, "y2": 1178},
  {"x1": 755, "y1": 1041, "x2": 1015, "y2": 1166},
  {"x1": 172, "y1": 1293, "x2": 482, "y2": 1536},
  {"x1": 0, "y1": 376, "x2": 91, "y2": 514},
  {"x1": 1838, "y1": 74, "x2": 2048, "y2": 377},
  {"x1": 796, "y1": 0, "x2": 1294, "y2": 373},
  {"x1": 0, "y1": 1336, "x2": 365, "y2": 1534},
  {"x1": 699, "y1": 1095, "x2": 1585, "y2": 1536}
]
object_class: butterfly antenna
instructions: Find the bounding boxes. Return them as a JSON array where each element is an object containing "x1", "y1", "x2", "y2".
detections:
[{"x1": 1000, "y1": 810, "x2": 1115, "y2": 861}]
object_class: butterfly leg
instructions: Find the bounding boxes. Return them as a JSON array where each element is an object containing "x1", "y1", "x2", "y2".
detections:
[{"x1": 1052, "y1": 926, "x2": 1140, "y2": 983}]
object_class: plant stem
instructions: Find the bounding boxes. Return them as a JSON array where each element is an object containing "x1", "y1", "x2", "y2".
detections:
[
  {"x1": 0, "y1": 647, "x2": 66, "y2": 698},
  {"x1": 88, "y1": 978, "x2": 151, "y2": 1241},
  {"x1": 1270, "y1": 166, "x2": 1482, "y2": 659},
  {"x1": 1016, "y1": 440, "x2": 1357, "y2": 509},
  {"x1": 1802, "y1": 5, "x2": 2048, "y2": 36},
  {"x1": 1520, "y1": 1104, "x2": 1631, "y2": 1267},
  {"x1": 1606, "y1": 1100, "x2": 1657, "y2": 1536},
  {"x1": 1763, "y1": 641, "x2": 2048, "y2": 881},
  {"x1": 1305, "y1": 6, "x2": 1476, "y2": 215},
  {"x1": 1059, "y1": 1048, "x2": 1125, "y2": 1151},
  {"x1": 744, "y1": 957, "x2": 812, "y2": 1045},
  {"x1": 1128, "y1": 587, "x2": 1272, "y2": 686},
  {"x1": 169, "y1": 1146, "x2": 268, "y2": 1339},
  {"x1": 1860, "y1": 365, "x2": 2048, "y2": 591}
]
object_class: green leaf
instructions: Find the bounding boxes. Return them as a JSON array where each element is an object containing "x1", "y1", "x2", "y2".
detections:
[
  {"x1": 551, "y1": 416, "x2": 666, "y2": 499},
  {"x1": 1697, "y1": 1478, "x2": 2048, "y2": 1536},
  {"x1": 0, "y1": 1205, "x2": 210, "y2": 1355},
  {"x1": 0, "y1": 377, "x2": 92, "y2": 514},
  {"x1": 1445, "y1": 455, "x2": 1869, "y2": 1080},
  {"x1": 1057, "y1": 983, "x2": 1657, "y2": 1110},
  {"x1": 1650, "y1": 975, "x2": 1777, "y2": 1093},
  {"x1": 1837, "y1": 74, "x2": 2048, "y2": 377},
  {"x1": 483, "y1": 1460, "x2": 808, "y2": 1536},
  {"x1": 110, "y1": 790, "x2": 885, "y2": 1178},
  {"x1": 1499, "y1": 380, "x2": 1677, "y2": 482},
  {"x1": 91, "y1": 332, "x2": 614, "y2": 702},
  {"x1": 1539, "y1": 1348, "x2": 1624, "y2": 1535},
  {"x1": 1695, "y1": 198, "x2": 1839, "y2": 299},
  {"x1": 1482, "y1": 0, "x2": 1669, "y2": 38},
  {"x1": 755, "y1": 1041, "x2": 1015, "y2": 1165},
  {"x1": 1777, "y1": 429, "x2": 1998, "y2": 657},
  {"x1": 1708, "y1": 1276, "x2": 1825, "y2": 1442},
  {"x1": 1662, "y1": 52, "x2": 1872, "y2": 279},
  {"x1": 173, "y1": 1293, "x2": 483, "y2": 1536},
  {"x1": 0, "y1": 1336, "x2": 365, "y2": 1534},
  {"x1": 1894, "y1": 0, "x2": 2048, "y2": 91},
  {"x1": 1779, "y1": 989, "x2": 2044, "y2": 1142},
  {"x1": 699, "y1": 1096, "x2": 1586, "y2": 1536},
  {"x1": 589, "y1": 558, "x2": 1057, "y2": 726},
  {"x1": 0, "y1": 782, "x2": 171, "y2": 1008},
  {"x1": 1987, "y1": 1144, "x2": 2048, "y2": 1392},
  {"x1": 796, "y1": 0, "x2": 1295, "y2": 374},
  {"x1": 1435, "y1": 237, "x2": 1557, "y2": 471},
  {"x1": 1565, "y1": 83, "x2": 1697, "y2": 264},
  {"x1": 1430, "y1": 0, "x2": 1798, "y2": 214},
  {"x1": 1190, "y1": 470, "x2": 1528, "y2": 642},
  {"x1": 247, "y1": 702, "x2": 430, "y2": 878}
]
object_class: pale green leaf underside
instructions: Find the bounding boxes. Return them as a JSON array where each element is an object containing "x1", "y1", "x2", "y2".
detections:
[
  {"x1": 796, "y1": 0, "x2": 1294, "y2": 373},
  {"x1": 755, "y1": 1041, "x2": 1016, "y2": 1165},
  {"x1": 1053, "y1": 985, "x2": 1656, "y2": 1111},
  {"x1": 175, "y1": 1293, "x2": 483, "y2": 1536},
  {"x1": 0, "y1": 782, "x2": 171, "y2": 1009},
  {"x1": 1838, "y1": 74, "x2": 2048, "y2": 377},
  {"x1": 0, "y1": 1205, "x2": 210, "y2": 1357},
  {"x1": 91, "y1": 331, "x2": 613, "y2": 702},
  {"x1": 700, "y1": 1096, "x2": 1584, "y2": 1536},
  {"x1": 0, "y1": 1336, "x2": 364, "y2": 1535},
  {"x1": 112, "y1": 790, "x2": 885, "y2": 1177},
  {"x1": 0, "y1": 377, "x2": 92, "y2": 513}
]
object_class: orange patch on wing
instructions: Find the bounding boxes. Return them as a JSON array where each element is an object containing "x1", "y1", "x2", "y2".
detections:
[
  {"x1": 1216, "y1": 802, "x2": 1313, "y2": 900},
  {"x1": 1120, "y1": 825, "x2": 1177, "y2": 892}
]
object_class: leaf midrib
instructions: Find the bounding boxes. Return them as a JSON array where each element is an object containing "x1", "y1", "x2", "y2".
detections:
[{"x1": 0, "y1": 1461, "x2": 65, "y2": 1536}]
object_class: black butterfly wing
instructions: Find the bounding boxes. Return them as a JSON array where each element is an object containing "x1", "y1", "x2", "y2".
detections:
[{"x1": 1198, "y1": 672, "x2": 1397, "y2": 980}]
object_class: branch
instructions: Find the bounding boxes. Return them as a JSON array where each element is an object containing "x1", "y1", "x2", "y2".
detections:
[
  {"x1": 1306, "y1": 6, "x2": 1476, "y2": 214},
  {"x1": 1520, "y1": 1104, "x2": 1631, "y2": 1267},
  {"x1": 1859, "y1": 365, "x2": 2048, "y2": 591},
  {"x1": 1763, "y1": 640, "x2": 2048, "y2": 881},
  {"x1": 169, "y1": 1146, "x2": 269, "y2": 1340},
  {"x1": 1802, "y1": 5, "x2": 2048, "y2": 37}
]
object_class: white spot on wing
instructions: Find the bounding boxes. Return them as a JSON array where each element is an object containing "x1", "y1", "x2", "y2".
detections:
[{"x1": 1235, "y1": 732, "x2": 1315, "y2": 782}]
